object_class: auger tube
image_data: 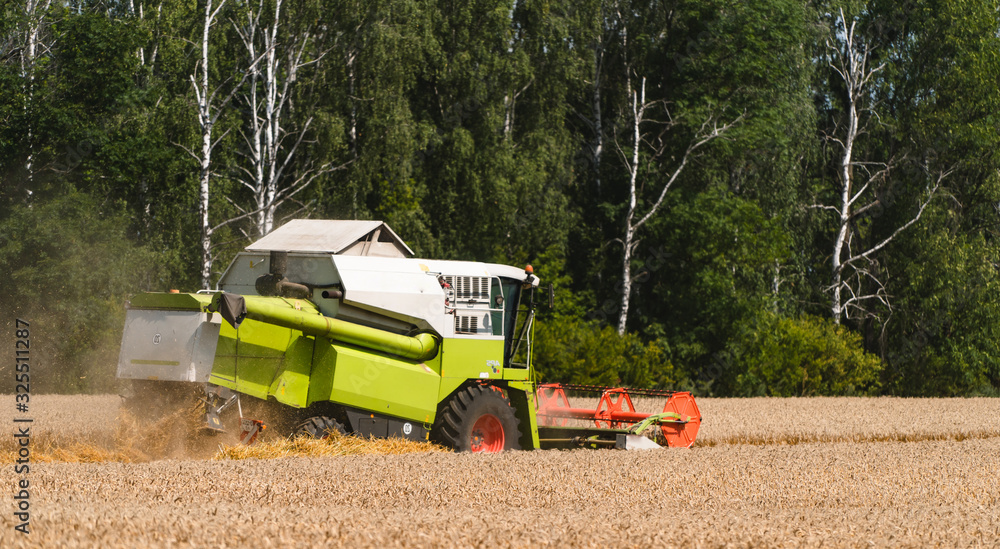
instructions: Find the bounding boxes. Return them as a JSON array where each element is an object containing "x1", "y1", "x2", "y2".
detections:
[{"x1": 209, "y1": 292, "x2": 438, "y2": 362}]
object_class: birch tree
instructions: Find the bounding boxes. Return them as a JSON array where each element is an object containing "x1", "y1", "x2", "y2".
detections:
[
  {"x1": 126, "y1": 1, "x2": 163, "y2": 68},
  {"x1": 614, "y1": 74, "x2": 740, "y2": 335},
  {"x1": 19, "y1": 0, "x2": 53, "y2": 187},
  {"x1": 185, "y1": 0, "x2": 257, "y2": 289},
  {"x1": 192, "y1": 0, "x2": 226, "y2": 289},
  {"x1": 611, "y1": 0, "x2": 740, "y2": 335},
  {"x1": 820, "y1": 9, "x2": 943, "y2": 324},
  {"x1": 575, "y1": 1, "x2": 606, "y2": 197},
  {"x1": 234, "y1": 0, "x2": 339, "y2": 238},
  {"x1": 588, "y1": 34, "x2": 604, "y2": 195}
]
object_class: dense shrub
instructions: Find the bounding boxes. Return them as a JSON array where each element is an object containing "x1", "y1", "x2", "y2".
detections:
[
  {"x1": 533, "y1": 315, "x2": 680, "y2": 388},
  {"x1": 732, "y1": 313, "x2": 883, "y2": 396}
]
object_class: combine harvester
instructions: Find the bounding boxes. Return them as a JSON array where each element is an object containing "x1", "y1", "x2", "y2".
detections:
[{"x1": 117, "y1": 220, "x2": 700, "y2": 451}]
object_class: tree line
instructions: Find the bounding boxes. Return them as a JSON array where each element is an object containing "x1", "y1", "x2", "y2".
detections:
[{"x1": 1, "y1": 0, "x2": 998, "y2": 396}]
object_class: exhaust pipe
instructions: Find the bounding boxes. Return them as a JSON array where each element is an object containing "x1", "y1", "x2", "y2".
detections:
[{"x1": 255, "y1": 251, "x2": 311, "y2": 299}]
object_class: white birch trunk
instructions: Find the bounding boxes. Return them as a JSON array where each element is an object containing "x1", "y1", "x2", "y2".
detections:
[
  {"x1": 347, "y1": 52, "x2": 358, "y2": 218},
  {"x1": 194, "y1": 0, "x2": 226, "y2": 289},
  {"x1": 824, "y1": 10, "x2": 940, "y2": 323},
  {"x1": 236, "y1": 0, "x2": 329, "y2": 238},
  {"x1": 830, "y1": 79, "x2": 858, "y2": 323},
  {"x1": 261, "y1": 4, "x2": 282, "y2": 236},
  {"x1": 617, "y1": 79, "x2": 644, "y2": 335},
  {"x1": 614, "y1": 71, "x2": 740, "y2": 334},
  {"x1": 21, "y1": 0, "x2": 52, "y2": 187},
  {"x1": 591, "y1": 43, "x2": 603, "y2": 195},
  {"x1": 149, "y1": 3, "x2": 163, "y2": 68},
  {"x1": 128, "y1": 0, "x2": 145, "y2": 65}
]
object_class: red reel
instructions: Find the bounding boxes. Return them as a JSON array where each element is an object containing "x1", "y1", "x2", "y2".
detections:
[
  {"x1": 594, "y1": 388, "x2": 636, "y2": 429},
  {"x1": 536, "y1": 384, "x2": 571, "y2": 427},
  {"x1": 661, "y1": 392, "x2": 701, "y2": 448}
]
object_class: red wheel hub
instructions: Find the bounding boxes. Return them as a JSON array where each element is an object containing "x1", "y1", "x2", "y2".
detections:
[{"x1": 470, "y1": 414, "x2": 505, "y2": 452}]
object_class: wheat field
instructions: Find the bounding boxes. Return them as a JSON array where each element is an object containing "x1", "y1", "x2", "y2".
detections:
[{"x1": 1, "y1": 394, "x2": 998, "y2": 547}]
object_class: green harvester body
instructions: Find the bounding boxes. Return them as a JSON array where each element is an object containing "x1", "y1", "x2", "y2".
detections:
[{"x1": 116, "y1": 220, "x2": 699, "y2": 451}]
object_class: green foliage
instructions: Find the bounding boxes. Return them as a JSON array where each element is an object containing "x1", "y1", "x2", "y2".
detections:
[
  {"x1": 534, "y1": 315, "x2": 679, "y2": 389},
  {"x1": 637, "y1": 188, "x2": 791, "y2": 391},
  {"x1": 732, "y1": 313, "x2": 883, "y2": 397},
  {"x1": 883, "y1": 219, "x2": 1000, "y2": 396},
  {"x1": 2, "y1": 1, "x2": 999, "y2": 396}
]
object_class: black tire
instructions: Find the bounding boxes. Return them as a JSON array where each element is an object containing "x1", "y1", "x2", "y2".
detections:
[
  {"x1": 434, "y1": 385, "x2": 521, "y2": 452},
  {"x1": 294, "y1": 416, "x2": 346, "y2": 439}
]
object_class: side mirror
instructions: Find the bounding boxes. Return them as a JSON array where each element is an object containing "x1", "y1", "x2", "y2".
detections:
[{"x1": 547, "y1": 283, "x2": 555, "y2": 309}]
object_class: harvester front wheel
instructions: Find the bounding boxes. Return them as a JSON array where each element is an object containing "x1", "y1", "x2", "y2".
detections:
[
  {"x1": 294, "y1": 416, "x2": 346, "y2": 439},
  {"x1": 435, "y1": 385, "x2": 520, "y2": 453}
]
